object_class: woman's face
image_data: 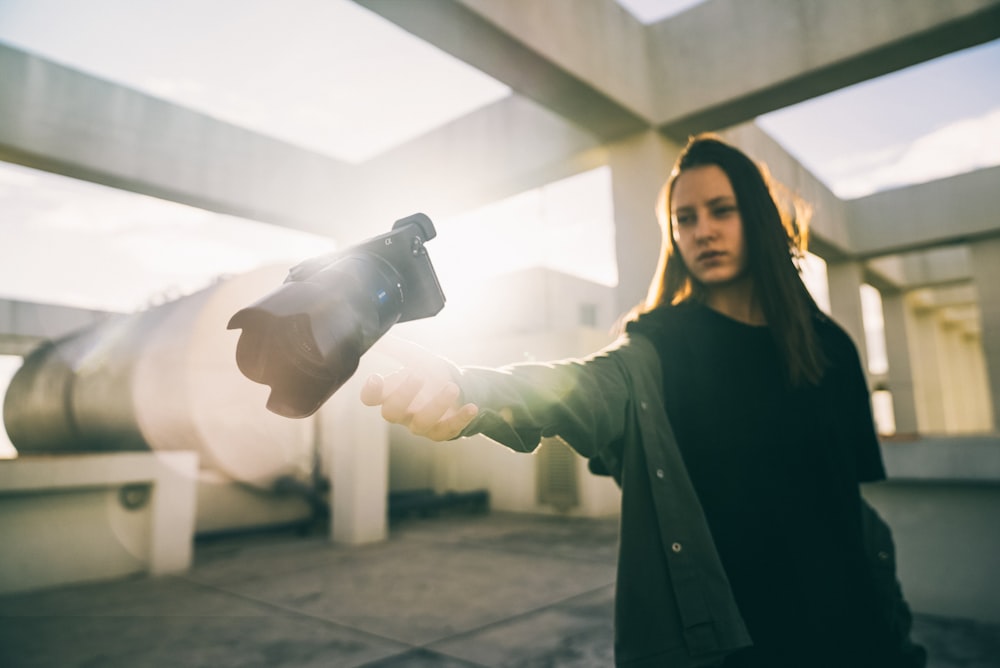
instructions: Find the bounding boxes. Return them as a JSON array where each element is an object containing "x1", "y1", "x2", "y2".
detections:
[{"x1": 670, "y1": 164, "x2": 748, "y2": 288}]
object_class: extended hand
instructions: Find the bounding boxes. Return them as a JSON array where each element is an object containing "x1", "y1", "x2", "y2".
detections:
[{"x1": 359, "y1": 341, "x2": 479, "y2": 441}]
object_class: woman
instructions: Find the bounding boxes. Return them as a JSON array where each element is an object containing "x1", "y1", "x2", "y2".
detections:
[{"x1": 361, "y1": 134, "x2": 924, "y2": 667}]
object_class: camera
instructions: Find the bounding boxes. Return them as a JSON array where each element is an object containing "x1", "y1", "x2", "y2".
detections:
[{"x1": 227, "y1": 213, "x2": 445, "y2": 418}]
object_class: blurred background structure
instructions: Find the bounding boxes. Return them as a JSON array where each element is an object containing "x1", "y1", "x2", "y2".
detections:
[{"x1": 1, "y1": 0, "x2": 999, "y2": 663}]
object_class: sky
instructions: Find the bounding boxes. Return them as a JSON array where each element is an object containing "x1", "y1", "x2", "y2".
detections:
[
  {"x1": 616, "y1": 0, "x2": 709, "y2": 23},
  {"x1": 0, "y1": 161, "x2": 338, "y2": 311},
  {"x1": 758, "y1": 40, "x2": 1000, "y2": 199}
]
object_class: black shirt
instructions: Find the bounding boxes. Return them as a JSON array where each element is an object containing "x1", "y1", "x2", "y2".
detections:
[{"x1": 628, "y1": 302, "x2": 888, "y2": 667}]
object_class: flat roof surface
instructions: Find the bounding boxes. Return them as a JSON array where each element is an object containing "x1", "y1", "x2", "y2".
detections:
[{"x1": 1, "y1": 511, "x2": 997, "y2": 667}]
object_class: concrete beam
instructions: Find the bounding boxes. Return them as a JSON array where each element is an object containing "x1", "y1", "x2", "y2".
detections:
[
  {"x1": 847, "y1": 166, "x2": 1000, "y2": 258},
  {"x1": 0, "y1": 44, "x2": 353, "y2": 235},
  {"x1": 355, "y1": 0, "x2": 650, "y2": 142},
  {"x1": 420, "y1": 1, "x2": 1000, "y2": 143},
  {"x1": 0, "y1": 335, "x2": 45, "y2": 358},
  {"x1": 722, "y1": 123, "x2": 853, "y2": 257},
  {"x1": 908, "y1": 285, "x2": 979, "y2": 310},
  {"x1": 0, "y1": 299, "x2": 113, "y2": 354},
  {"x1": 866, "y1": 246, "x2": 974, "y2": 292},
  {"x1": 4, "y1": 1, "x2": 997, "y2": 273},
  {"x1": 454, "y1": 0, "x2": 656, "y2": 119},
  {"x1": 0, "y1": 41, "x2": 608, "y2": 244},
  {"x1": 705, "y1": 129, "x2": 990, "y2": 300},
  {"x1": 650, "y1": 0, "x2": 1000, "y2": 139},
  {"x1": 344, "y1": 95, "x2": 607, "y2": 234},
  {"x1": 905, "y1": 285, "x2": 982, "y2": 335}
]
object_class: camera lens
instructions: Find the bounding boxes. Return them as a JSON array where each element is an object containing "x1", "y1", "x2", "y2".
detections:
[{"x1": 229, "y1": 253, "x2": 404, "y2": 418}]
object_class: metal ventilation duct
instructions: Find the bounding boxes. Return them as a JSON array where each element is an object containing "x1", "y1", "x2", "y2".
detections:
[{"x1": 3, "y1": 266, "x2": 314, "y2": 489}]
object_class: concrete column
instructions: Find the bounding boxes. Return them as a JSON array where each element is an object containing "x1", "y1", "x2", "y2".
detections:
[
  {"x1": 936, "y1": 315, "x2": 993, "y2": 434},
  {"x1": 826, "y1": 260, "x2": 870, "y2": 378},
  {"x1": 901, "y1": 296, "x2": 994, "y2": 435},
  {"x1": 881, "y1": 291, "x2": 920, "y2": 435},
  {"x1": 606, "y1": 131, "x2": 681, "y2": 315},
  {"x1": 936, "y1": 318, "x2": 968, "y2": 433},
  {"x1": 970, "y1": 238, "x2": 1000, "y2": 431},
  {"x1": 968, "y1": 331, "x2": 994, "y2": 432},
  {"x1": 905, "y1": 297, "x2": 946, "y2": 433},
  {"x1": 957, "y1": 329, "x2": 992, "y2": 432},
  {"x1": 320, "y1": 371, "x2": 389, "y2": 546}
]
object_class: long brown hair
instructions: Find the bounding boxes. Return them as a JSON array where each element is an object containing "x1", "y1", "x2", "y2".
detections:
[{"x1": 644, "y1": 133, "x2": 826, "y2": 386}]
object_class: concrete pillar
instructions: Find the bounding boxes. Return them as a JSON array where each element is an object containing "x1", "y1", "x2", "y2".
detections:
[
  {"x1": 901, "y1": 295, "x2": 994, "y2": 435},
  {"x1": 826, "y1": 260, "x2": 870, "y2": 378},
  {"x1": 881, "y1": 291, "x2": 920, "y2": 435},
  {"x1": 606, "y1": 131, "x2": 681, "y2": 315},
  {"x1": 905, "y1": 297, "x2": 946, "y2": 433},
  {"x1": 957, "y1": 329, "x2": 992, "y2": 432},
  {"x1": 320, "y1": 370, "x2": 389, "y2": 546},
  {"x1": 936, "y1": 315, "x2": 992, "y2": 434},
  {"x1": 970, "y1": 238, "x2": 1000, "y2": 431},
  {"x1": 968, "y1": 331, "x2": 994, "y2": 432},
  {"x1": 936, "y1": 318, "x2": 960, "y2": 432}
]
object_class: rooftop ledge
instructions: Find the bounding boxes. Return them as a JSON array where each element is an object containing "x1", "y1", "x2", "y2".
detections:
[{"x1": 878, "y1": 434, "x2": 1000, "y2": 483}]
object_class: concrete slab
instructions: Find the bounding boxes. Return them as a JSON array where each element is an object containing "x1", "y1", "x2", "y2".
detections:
[
  {"x1": 0, "y1": 512, "x2": 997, "y2": 667},
  {"x1": 187, "y1": 532, "x2": 347, "y2": 587},
  {"x1": 911, "y1": 615, "x2": 1000, "y2": 668},
  {"x1": 360, "y1": 648, "x2": 483, "y2": 667},
  {"x1": 0, "y1": 613, "x2": 406, "y2": 668},
  {"x1": 0, "y1": 575, "x2": 268, "y2": 617},
  {"x1": 0, "y1": 576, "x2": 407, "y2": 668},
  {"x1": 428, "y1": 586, "x2": 615, "y2": 667},
  {"x1": 196, "y1": 535, "x2": 616, "y2": 646}
]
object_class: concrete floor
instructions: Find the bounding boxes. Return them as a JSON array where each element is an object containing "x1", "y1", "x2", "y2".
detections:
[{"x1": 0, "y1": 511, "x2": 998, "y2": 667}]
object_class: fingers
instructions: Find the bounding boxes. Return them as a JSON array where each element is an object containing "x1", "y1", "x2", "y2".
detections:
[
  {"x1": 424, "y1": 402, "x2": 479, "y2": 442},
  {"x1": 407, "y1": 383, "x2": 479, "y2": 440},
  {"x1": 359, "y1": 371, "x2": 479, "y2": 441},
  {"x1": 360, "y1": 374, "x2": 385, "y2": 406},
  {"x1": 380, "y1": 374, "x2": 424, "y2": 422},
  {"x1": 407, "y1": 381, "x2": 461, "y2": 434},
  {"x1": 360, "y1": 370, "x2": 409, "y2": 407}
]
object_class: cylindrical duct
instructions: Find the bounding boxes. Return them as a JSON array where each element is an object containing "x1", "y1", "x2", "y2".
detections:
[{"x1": 3, "y1": 266, "x2": 314, "y2": 489}]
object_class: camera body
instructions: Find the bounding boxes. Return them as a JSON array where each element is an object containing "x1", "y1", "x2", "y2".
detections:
[{"x1": 228, "y1": 213, "x2": 445, "y2": 418}]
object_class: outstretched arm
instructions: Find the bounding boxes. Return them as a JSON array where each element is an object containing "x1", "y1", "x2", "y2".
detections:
[{"x1": 359, "y1": 335, "x2": 635, "y2": 459}]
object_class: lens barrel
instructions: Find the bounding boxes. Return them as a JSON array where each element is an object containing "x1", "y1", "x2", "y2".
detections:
[
  {"x1": 229, "y1": 214, "x2": 444, "y2": 418},
  {"x1": 229, "y1": 254, "x2": 404, "y2": 418}
]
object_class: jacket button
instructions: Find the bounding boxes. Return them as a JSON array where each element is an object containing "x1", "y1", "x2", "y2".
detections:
[
  {"x1": 640, "y1": 400, "x2": 648, "y2": 411},
  {"x1": 672, "y1": 542, "x2": 683, "y2": 553},
  {"x1": 878, "y1": 551, "x2": 890, "y2": 561},
  {"x1": 656, "y1": 468, "x2": 665, "y2": 479}
]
